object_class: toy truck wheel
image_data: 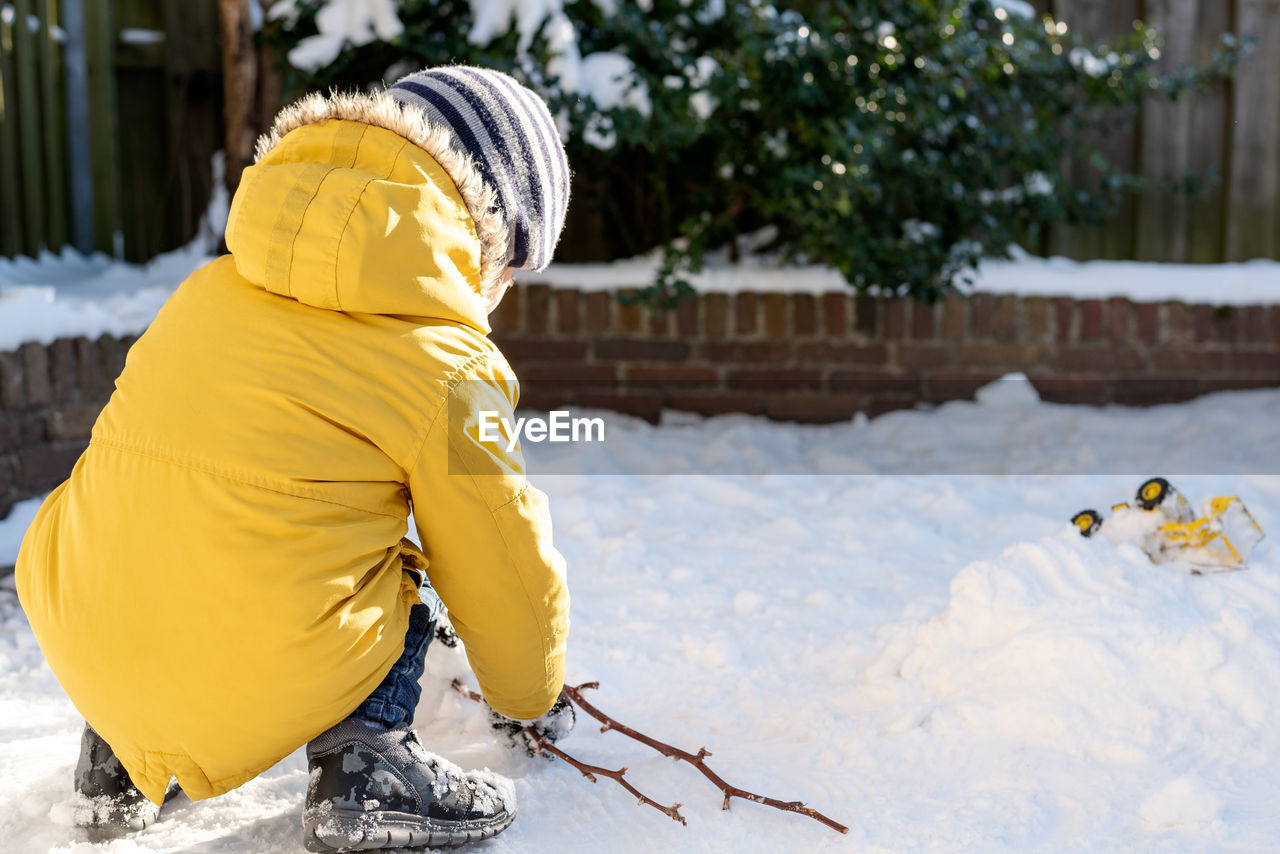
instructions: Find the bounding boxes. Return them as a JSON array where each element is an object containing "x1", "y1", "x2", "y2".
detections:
[
  {"x1": 1136, "y1": 477, "x2": 1172, "y2": 511},
  {"x1": 1072, "y1": 509, "x2": 1102, "y2": 538}
]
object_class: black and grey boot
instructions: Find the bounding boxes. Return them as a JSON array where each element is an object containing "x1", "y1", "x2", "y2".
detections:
[
  {"x1": 304, "y1": 718, "x2": 516, "y2": 852},
  {"x1": 72, "y1": 723, "x2": 162, "y2": 839}
]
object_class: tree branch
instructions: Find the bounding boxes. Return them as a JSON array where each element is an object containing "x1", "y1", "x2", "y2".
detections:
[
  {"x1": 564, "y1": 682, "x2": 848, "y2": 835},
  {"x1": 450, "y1": 680, "x2": 686, "y2": 825}
]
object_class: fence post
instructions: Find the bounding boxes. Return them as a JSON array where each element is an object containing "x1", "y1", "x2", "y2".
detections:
[
  {"x1": 61, "y1": 0, "x2": 94, "y2": 253},
  {"x1": 83, "y1": 0, "x2": 121, "y2": 256},
  {"x1": 0, "y1": 11, "x2": 24, "y2": 255},
  {"x1": 39, "y1": 0, "x2": 67, "y2": 250},
  {"x1": 13, "y1": 0, "x2": 48, "y2": 256}
]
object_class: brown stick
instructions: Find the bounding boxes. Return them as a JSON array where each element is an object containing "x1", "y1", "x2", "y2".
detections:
[
  {"x1": 450, "y1": 681, "x2": 686, "y2": 825},
  {"x1": 564, "y1": 682, "x2": 848, "y2": 835}
]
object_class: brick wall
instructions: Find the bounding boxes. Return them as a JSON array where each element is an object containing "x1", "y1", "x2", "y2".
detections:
[
  {"x1": 2, "y1": 287, "x2": 1279, "y2": 519},
  {"x1": 492, "y1": 286, "x2": 1280, "y2": 422},
  {"x1": 0, "y1": 336, "x2": 135, "y2": 520}
]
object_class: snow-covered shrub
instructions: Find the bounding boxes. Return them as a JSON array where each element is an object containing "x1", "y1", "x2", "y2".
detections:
[{"x1": 263, "y1": 0, "x2": 1241, "y2": 306}]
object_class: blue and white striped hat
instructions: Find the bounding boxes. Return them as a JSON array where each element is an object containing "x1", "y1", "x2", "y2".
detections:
[{"x1": 389, "y1": 66, "x2": 570, "y2": 272}]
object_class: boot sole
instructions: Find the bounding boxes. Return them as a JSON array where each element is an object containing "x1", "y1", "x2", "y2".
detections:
[{"x1": 303, "y1": 808, "x2": 515, "y2": 852}]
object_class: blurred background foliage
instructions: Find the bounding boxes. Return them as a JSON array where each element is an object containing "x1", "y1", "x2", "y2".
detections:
[{"x1": 262, "y1": 0, "x2": 1243, "y2": 305}]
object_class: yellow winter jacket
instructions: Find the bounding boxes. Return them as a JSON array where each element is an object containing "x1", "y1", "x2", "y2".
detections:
[{"x1": 16, "y1": 109, "x2": 569, "y2": 804}]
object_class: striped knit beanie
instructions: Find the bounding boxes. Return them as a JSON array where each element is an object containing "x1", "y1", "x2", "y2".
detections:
[{"x1": 388, "y1": 67, "x2": 570, "y2": 272}]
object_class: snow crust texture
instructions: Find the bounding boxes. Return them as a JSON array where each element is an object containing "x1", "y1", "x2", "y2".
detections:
[{"x1": 2, "y1": 385, "x2": 1279, "y2": 852}]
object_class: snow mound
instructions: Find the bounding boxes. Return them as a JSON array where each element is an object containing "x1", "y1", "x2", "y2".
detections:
[{"x1": 861, "y1": 527, "x2": 1280, "y2": 832}]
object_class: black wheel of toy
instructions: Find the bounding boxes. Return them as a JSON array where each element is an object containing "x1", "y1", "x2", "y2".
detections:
[
  {"x1": 1071, "y1": 509, "x2": 1102, "y2": 538},
  {"x1": 1136, "y1": 477, "x2": 1171, "y2": 510}
]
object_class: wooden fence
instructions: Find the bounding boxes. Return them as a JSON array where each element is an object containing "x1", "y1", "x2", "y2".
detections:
[
  {"x1": 2, "y1": 1, "x2": 1278, "y2": 265},
  {"x1": 1033, "y1": 0, "x2": 1280, "y2": 263},
  {"x1": 0, "y1": 0, "x2": 219, "y2": 261}
]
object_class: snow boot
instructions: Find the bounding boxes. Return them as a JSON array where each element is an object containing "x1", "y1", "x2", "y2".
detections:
[
  {"x1": 72, "y1": 723, "x2": 162, "y2": 839},
  {"x1": 303, "y1": 718, "x2": 516, "y2": 852}
]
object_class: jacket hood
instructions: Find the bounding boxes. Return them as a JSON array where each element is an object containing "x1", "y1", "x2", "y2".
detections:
[{"x1": 226, "y1": 90, "x2": 514, "y2": 330}]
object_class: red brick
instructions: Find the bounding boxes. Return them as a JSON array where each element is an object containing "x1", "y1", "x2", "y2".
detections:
[
  {"x1": 1199, "y1": 377, "x2": 1280, "y2": 393},
  {"x1": 924, "y1": 372, "x2": 1003, "y2": 402},
  {"x1": 676, "y1": 298, "x2": 699, "y2": 338},
  {"x1": 883, "y1": 298, "x2": 906, "y2": 340},
  {"x1": 697, "y1": 341, "x2": 790, "y2": 363},
  {"x1": 1271, "y1": 305, "x2": 1280, "y2": 347},
  {"x1": 667, "y1": 393, "x2": 765, "y2": 417},
  {"x1": 494, "y1": 338, "x2": 589, "y2": 363},
  {"x1": 1147, "y1": 348, "x2": 1229, "y2": 372},
  {"x1": 1029, "y1": 375, "x2": 1109, "y2": 405},
  {"x1": 1162, "y1": 302, "x2": 1190, "y2": 343},
  {"x1": 942, "y1": 294, "x2": 967, "y2": 341},
  {"x1": 764, "y1": 393, "x2": 860, "y2": 423},
  {"x1": 1054, "y1": 298, "x2": 1075, "y2": 342},
  {"x1": 647, "y1": 308, "x2": 672, "y2": 337},
  {"x1": 1135, "y1": 303, "x2": 1158, "y2": 344},
  {"x1": 1212, "y1": 306, "x2": 1237, "y2": 344},
  {"x1": 793, "y1": 294, "x2": 817, "y2": 336},
  {"x1": 617, "y1": 292, "x2": 644, "y2": 333},
  {"x1": 794, "y1": 342, "x2": 889, "y2": 365},
  {"x1": 574, "y1": 392, "x2": 663, "y2": 424},
  {"x1": 20, "y1": 343, "x2": 50, "y2": 407},
  {"x1": 762, "y1": 293, "x2": 788, "y2": 337},
  {"x1": 1111, "y1": 376, "x2": 1202, "y2": 406},
  {"x1": 994, "y1": 295, "x2": 1018, "y2": 342},
  {"x1": 897, "y1": 343, "x2": 955, "y2": 369},
  {"x1": 960, "y1": 343, "x2": 1045, "y2": 369},
  {"x1": 0, "y1": 352, "x2": 24, "y2": 409},
  {"x1": 1239, "y1": 305, "x2": 1268, "y2": 345},
  {"x1": 1079, "y1": 300, "x2": 1103, "y2": 341},
  {"x1": 1054, "y1": 345, "x2": 1145, "y2": 373},
  {"x1": 97, "y1": 335, "x2": 127, "y2": 386},
  {"x1": 735, "y1": 293, "x2": 758, "y2": 335},
  {"x1": 726, "y1": 368, "x2": 821, "y2": 391},
  {"x1": 49, "y1": 339, "x2": 80, "y2": 403},
  {"x1": 595, "y1": 338, "x2": 691, "y2": 362},
  {"x1": 1023, "y1": 297, "x2": 1050, "y2": 341},
  {"x1": 1106, "y1": 298, "x2": 1132, "y2": 344},
  {"x1": 625, "y1": 365, "x2": 719, "y2": 388},
  {"x1": 556, "y1": 289, "x2": 581, "y2": 334},
  {"x1": 525, "y1": 284, "x2": 551, "y2": 333},
  {"x1": 823, "y1": 293, "x2": 849, "y2": 337},
  {"x1": 910, "y1": 301, "x2": 936, "y2": 340},
  {"x1": 1230, "y1": 351, "x2": 1280, "y2": 374},
  {"x1": 1192, "y1": 304, "x2": 1213, "y2": 342},
  {"x1": 969, "y1": 293, "x2": 995, "y2": 339},
  {"x1": 830, "y1": 370, "x2": 920, "y2": 395},
  {"x1": 854, "y1": 294, "x2": 878, "y2": 337},
  {"x1": 44, "y1": 403, "x2": 102, "y2": 441},
  {"x1": 74, "y1": 337, "x2": 103, "y2": 401},
  {"x1": 862, "y1": 397, "x2": 917, "y2": 418},
  {"x1": 585, "y1": 292, "x2": 612, "y2": 333},
  {"x1": 520, "y1": 364, "x2": 618, "y2": 388},
  {"x1": 18, "y1": 444, "x2": 85, "y2": 492},
  {"x1": 491, "y1": 286, "x2": 521, "y2": 332},
  {"x1": 705, "y1": 294, "x2": 729, "y2": 339}
]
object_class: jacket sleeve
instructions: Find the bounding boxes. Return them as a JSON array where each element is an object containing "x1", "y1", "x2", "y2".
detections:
[{"x1": 407, "y1": 352, "x2": 570, "y2": 721}]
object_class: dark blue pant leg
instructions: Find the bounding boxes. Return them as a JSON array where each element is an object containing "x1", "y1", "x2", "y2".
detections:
[{"x1": 350, "y1": 582, "x2": 445, "y2": 729}]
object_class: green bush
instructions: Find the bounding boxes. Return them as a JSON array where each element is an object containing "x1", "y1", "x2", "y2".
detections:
[{"x1": 264, "y1": 0, "x2": 1242, "y2": 306}]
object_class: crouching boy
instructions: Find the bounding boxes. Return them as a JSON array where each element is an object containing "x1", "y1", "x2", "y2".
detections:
[{"x1": 17, "y1": 65, "x2": 573, "y2": 851}]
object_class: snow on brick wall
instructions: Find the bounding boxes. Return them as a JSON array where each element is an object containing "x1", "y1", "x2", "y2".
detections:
[{"x1": 1, "y1": 288, "x2": 1279, "y2": 519}]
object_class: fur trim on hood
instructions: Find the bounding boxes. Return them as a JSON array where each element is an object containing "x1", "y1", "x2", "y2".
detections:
[{"x1": 254, "y1": 90, "x2": 512, "y2": 310}]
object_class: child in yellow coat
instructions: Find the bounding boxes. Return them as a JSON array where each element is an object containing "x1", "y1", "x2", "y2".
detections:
[{"x1": 18, "y1": 66, "x2": 572, "y2": 851}]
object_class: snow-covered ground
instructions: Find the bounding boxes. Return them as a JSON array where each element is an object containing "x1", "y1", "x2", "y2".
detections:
[
  {"x1": 4, "y1": 245, "x2": 1278, "y2": 351},
  {"x1": 3, "y1": 380, "x2": 1280, "y2": 853}
]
